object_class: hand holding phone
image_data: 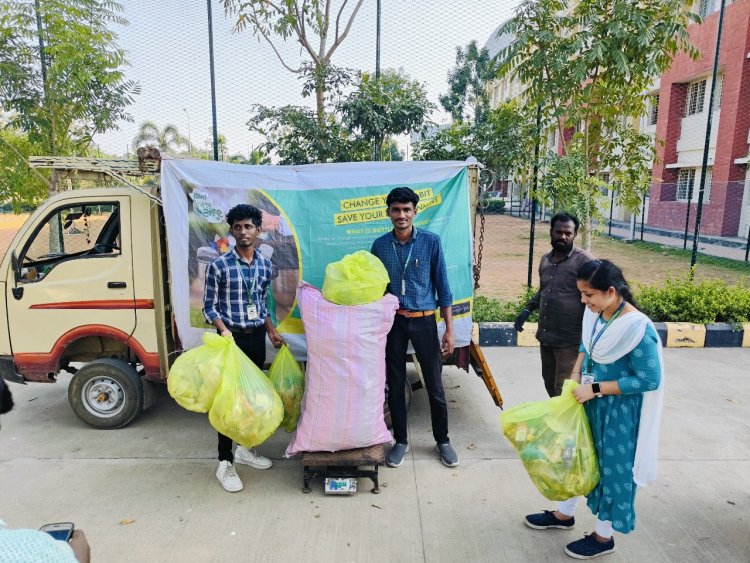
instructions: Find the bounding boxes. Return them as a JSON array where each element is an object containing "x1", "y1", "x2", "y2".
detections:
[{"x1": 39, "y1": 522, "x2": 75, "y2": 542}]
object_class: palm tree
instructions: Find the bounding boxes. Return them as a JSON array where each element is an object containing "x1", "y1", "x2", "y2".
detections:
[{"x1": 132, "y1": 121, "x2": 187, "y2": 153}]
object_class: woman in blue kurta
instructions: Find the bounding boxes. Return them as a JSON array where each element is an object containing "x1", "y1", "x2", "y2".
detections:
[{"x1": 525, "y1": 260, "x2": 665, "y2": 559}]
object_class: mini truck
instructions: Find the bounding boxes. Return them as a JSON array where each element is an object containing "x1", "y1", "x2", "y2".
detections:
[
  {"x1": 0, "y1": 156, "x2": 174, "y2": 428},
  {"x1": 0, "y1": 155, "x2": 501, "y2": 429}
]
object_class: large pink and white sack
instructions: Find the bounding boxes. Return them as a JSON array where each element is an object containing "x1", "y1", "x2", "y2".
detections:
[{"x1": 285, "y1": 282, "x2": 398, "y2": 455}]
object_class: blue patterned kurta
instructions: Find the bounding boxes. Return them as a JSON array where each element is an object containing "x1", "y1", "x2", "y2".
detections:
[{"x1": 580, "y1": 322, "x2": 661, "y2": 533}]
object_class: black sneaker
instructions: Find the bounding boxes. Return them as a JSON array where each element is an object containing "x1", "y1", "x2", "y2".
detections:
[
  {"x1": 524, "y1": 510, "x2": 575, "y2": 530},
  {"x1": 386, "y1": 443, "x2": 410, "y2": 468},
  {"x1": 435, "y1": 442, "x2": 460, "y2": 467},
  {"x1": 564, "y1": 534, "x2": 615, "y2": 559}
]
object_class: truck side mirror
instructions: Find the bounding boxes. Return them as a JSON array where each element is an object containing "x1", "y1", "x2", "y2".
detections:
[
  {"x1": 10, "y1": 251, "x2": 20, "y2": 283},
  {"x1": 10, "y1": 252, "x2": 23, "y2": 299}
]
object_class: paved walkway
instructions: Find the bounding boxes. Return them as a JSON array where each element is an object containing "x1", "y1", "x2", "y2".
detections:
[
  {"x1": 1, "y1": 347, "x2": 749, "y2": 562},
  {"x1": 606, "y1": 222, "x2": 748, "y2": 261}
]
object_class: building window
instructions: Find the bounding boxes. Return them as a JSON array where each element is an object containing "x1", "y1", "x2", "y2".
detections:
[
  {"x1": 649, "y1": 95, "x2": 660, "y2": 125},
  {"x1": 676, "y1": 169, "x2": 696, "y2": 201},
  {"x1": 699, "y1": 0, "x2": 714, "y2": 17},
  {"x1": 677, "y1": 168, "x2": 712, "y2": 203},
  {"x1": 703, "y1": 170, "x2": 712, "y2": 203},
  {"x1": 685, "y1": 80, "x2": 706, "y2": 116}
]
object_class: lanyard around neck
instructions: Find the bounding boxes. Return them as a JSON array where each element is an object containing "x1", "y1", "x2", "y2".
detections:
[
  {"x1": 392, "y1": 232, "x2": 415, "y2": 296},
  {"x1": 587, "y1": 300, "x2": 626, "y2": 371},
  {"x1": 234, "y1": 255, "x2": 258, "y2": 301}
]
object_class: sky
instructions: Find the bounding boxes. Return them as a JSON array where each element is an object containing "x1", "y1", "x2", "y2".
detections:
[{"x1": 93, "y1": 0, "x2": 520, "y2": 158}]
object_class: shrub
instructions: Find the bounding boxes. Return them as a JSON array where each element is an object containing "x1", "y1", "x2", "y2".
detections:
[
  {"x1": 481, "y1": 200, "x2": 506, "y2": 214},
  {"x1": 472, "y1": 277, "x2": 750, "y2": 324},
  {"x1": 473, "y1": 287, "x2": 539, "y2": 322},
  {"x1": 636, "y1": 273, "x2": 750, "y2": 324},
  {"x1": 473, "y1": 295, "x2": 502, "y2": 322}
]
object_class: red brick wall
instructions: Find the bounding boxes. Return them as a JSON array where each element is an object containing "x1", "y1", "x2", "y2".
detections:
[{"x1": 649, "y1": 0, "x2": 750, "y2": 236}]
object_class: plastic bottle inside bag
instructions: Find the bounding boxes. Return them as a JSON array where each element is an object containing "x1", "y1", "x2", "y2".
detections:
[{"x1": 562, "y1": 437, "x2": 575, "y2": 468}]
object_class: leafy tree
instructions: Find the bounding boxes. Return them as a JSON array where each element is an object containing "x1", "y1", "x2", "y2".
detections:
[
  {"x1": 222, "y1": 0, "x2": 365, "y2": 126},
  {"x1": 228, "y1": 149, "x2": 271, "y2": 165},
  {"x1": 413, "y1": 122, "x2": 474, "y2": 162},
  {"x1": 0, "y1": 0, "x2": 139, "y2": 194},
  {"x1": 439, "y1": 40, "x2": 496, "y2": 124},
  {"x1": 248, "y1": 104, "x2": 369, "y2": 165},
  {"x1": 382, "y1": 138, "x2": 403, "y2": 162},
  {"x1": 497, "y1": 0, "x2": 699, "y2": 248},
  {"x1": 132, "y1": 121, "x2": 187, "y2": 154},
  {"x1": 414, "y1": 102, "x2": 528, "y2": 181},
  {"x1": 340, "y1": 70, "x2": 434, "y2": 161},
  {"x1": 0, "y1": 128, "x2": 48, "y2": 210}
]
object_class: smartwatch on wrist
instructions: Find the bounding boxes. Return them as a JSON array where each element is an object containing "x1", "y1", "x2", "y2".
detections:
[{"x1": 591, "y1": 383, "x2": 603, "y2": 398}]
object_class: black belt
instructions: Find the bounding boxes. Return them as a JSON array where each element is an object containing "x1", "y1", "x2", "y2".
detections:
[{"x1": 228, "y1": 325, "x2": 264, "y2": 334}]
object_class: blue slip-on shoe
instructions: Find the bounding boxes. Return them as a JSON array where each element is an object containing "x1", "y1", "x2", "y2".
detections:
[
  {"x1": 435, "y1": 442, "x2": 460, "y2": 467},
  {"x1": 386, "y1": 443, "x2": 410, "y2": 468},
  {"x1": 525, "y1": 510, "x2": 575, "y2": 530},
  {"x1": 564, "y1": 534, "x2": 615, "y2": 559}
]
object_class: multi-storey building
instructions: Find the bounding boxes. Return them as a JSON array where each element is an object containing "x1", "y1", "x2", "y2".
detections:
[
  {"x1": 649, "y1": 0, "x2": 750, "y2": 238},
  {"x1": 484, "y1": 0, "x2": 750, "y2": 238}
]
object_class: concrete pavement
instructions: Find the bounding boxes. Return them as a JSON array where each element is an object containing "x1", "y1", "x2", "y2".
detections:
[{"x1": 1, "y1": 347, "x2": 749, "y2": 562}]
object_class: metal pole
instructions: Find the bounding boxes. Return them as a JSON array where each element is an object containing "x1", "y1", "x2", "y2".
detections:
[
  {"x1": 207, "y1": 0, "x2": 219, "y2": 162},
  {"x1": 34, "y1": 0, "x2": 54, "y2": 156},
  {"x1": 373, "y1": 0, "x2": 382, "y2": 161},
  {"x1": 640, "y1": 191, "x2": 646, "y2": 241},
  {"x1": 745, "y1": 225, "x2": 750, "y2": 262},
  {"x1": 608, "y1": 188, "x2": 614, "y2": 236},
  {"x1": 527, "y1": 104, "x2": 542, "y2": 288},
  {"x1": 682, "y1": 179, "x2": 693, "y2": 249},
  {"x1": 691, "y1": 0, "x2": 726, "y2": 268},
  {"x1": 183, "y1": 108, "x2": 192, "y2": 157},
  {"x1": 375, "y1": 0, "x2": 381, "y2": 81}
]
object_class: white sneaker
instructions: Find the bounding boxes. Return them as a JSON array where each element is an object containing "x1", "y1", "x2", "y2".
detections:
[
  {"x1": 216, "y1": 460, "x2": 243, "y2": 492},
  {"x1": 234, "y1": 446, "x2": 273, "y2": 470}
]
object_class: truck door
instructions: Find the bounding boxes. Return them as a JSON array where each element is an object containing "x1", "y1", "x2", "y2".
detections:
[{"x1": 5, "y1": 197, "x2": 135, "y2": 376}]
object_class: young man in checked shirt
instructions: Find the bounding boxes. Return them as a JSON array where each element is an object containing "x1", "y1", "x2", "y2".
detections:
[
  {"x1": 371, "y1": 187, "x2": 459, "y2": 468},
  {"x1": 203, "y1": 204, "x2": 285, "y2": 492}
]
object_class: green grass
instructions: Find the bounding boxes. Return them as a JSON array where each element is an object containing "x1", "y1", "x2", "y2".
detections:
[{"x1": 626, "y1": 241, "x2": 750, "y2": 274}]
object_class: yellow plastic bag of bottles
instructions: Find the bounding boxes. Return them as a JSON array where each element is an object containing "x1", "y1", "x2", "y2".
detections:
[
  {"x1": 268, "y1": 345, "x2": 305, "y2": 432},
  {"x1": 208, "y1": 341, "x2": 283, "y2": 448},
  {"x1": 168, "y1": 332, "x2": 230, "y2": 413},
  {"x1": 501, "y1": 380, "x2": 600, "y2": 500},
  {"x1": 322, "y1": 250, "x2": 389, "y2": 305}
]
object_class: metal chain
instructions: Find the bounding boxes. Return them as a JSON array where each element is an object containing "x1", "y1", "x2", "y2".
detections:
[
  {"x1": 474, "y1": 211, "x2": 485, "y2": 290},
  {"x1": 474, "y1": 168, "x2": 495, "y2": 290}
]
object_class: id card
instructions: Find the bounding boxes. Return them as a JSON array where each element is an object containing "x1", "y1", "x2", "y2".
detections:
[
  {"x1": 581, "y1": 373, "x2": 595, "y2": 385},
  {"x1": 246, "y1": 304, "x2": 258, "y2": 320}
]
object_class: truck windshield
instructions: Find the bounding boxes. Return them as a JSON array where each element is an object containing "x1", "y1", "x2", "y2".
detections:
[{"x1": 19, "y1": 203, "x2": 120, "y2": 281}]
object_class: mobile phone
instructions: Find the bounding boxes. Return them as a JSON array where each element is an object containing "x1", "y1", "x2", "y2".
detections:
[{"x1": 39, "y1": 522, "x2": 75, "y2": 542}]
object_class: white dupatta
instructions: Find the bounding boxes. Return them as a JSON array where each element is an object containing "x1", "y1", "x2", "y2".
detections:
[{"x1": 581, "y1": 307, "x2": 665, "y2": 487}]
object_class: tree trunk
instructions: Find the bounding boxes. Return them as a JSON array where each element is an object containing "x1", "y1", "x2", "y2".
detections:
[
  {"x1": 315, "y1": 86, "x2": 326, "y2": 127},
  {"x1": 583, "y1": 206, "x2": 592, "y2": 251},
  {"x1": 48, "y1": 169, "x2": 59, "y2": 197}
]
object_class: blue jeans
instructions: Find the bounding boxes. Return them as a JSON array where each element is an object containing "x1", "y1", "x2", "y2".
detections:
[{"x1": 385, "y1": 314, "x2": 449, "y2": 445}]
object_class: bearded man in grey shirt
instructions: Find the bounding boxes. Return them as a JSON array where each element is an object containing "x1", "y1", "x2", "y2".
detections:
[{"x1": 514, "y1": 212, "x2": 594, "y2": 397}]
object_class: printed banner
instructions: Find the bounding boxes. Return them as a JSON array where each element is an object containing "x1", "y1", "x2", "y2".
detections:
[{"x1": 161, "y1": 159, "x2": 475, "y2": 357}]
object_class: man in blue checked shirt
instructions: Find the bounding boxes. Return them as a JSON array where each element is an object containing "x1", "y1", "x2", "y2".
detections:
[
  {"x1": 203, "y1": 204, "x2": 285, "y2": 493},
  {"x1": 371, "y1": 187, "x2": 459, "y2": 469}
]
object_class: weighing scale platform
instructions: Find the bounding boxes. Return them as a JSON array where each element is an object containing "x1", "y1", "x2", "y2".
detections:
[{"x1": 301, "y1": 444, "x2": 386, "y2": 494}]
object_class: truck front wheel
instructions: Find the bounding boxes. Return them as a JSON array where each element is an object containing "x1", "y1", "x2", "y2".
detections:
[{"x1": 68, "y1": 359, "x2": 144, "y2": 429}]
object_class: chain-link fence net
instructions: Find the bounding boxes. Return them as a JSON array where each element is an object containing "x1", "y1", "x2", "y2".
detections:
[{"x1": 2, "y1": 0, "x2": 749, "y2": 305}]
